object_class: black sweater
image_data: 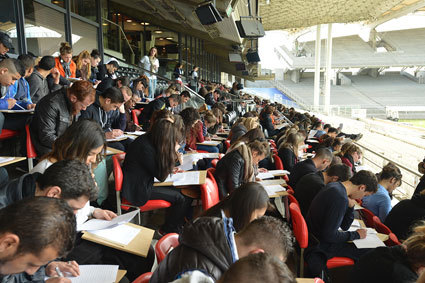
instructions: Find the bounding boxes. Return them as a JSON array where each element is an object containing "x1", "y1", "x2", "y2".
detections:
[
  {"x1": 288, "y1": 158, "x2": 317, "y2": 188},
  {"x1": 384, "y1": 193, "x2": 425, "y2": 241},
  {"x1": 307, "y1": 182, "x2": 360, "y2": 244},
  {"x1": 278, "y1": 147, "x2": 297, "y2": 173},
  {"x1": 294, "y1": 171, "x2": 325, "y2": 217}
]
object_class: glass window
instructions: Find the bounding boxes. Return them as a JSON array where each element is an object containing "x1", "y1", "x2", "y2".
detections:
[
  {"x1": 71, "y1": 17, "x2": 98, "y2": 55},
  {"x1": 70, "y1": 0, "x2": 97, "y2": 22},
  {"x1": 24, "y1": 1, "x2": 66, "y2": 57},
  {"x1": 0, "y1": 0, "x2": 18, "y2": 55}
]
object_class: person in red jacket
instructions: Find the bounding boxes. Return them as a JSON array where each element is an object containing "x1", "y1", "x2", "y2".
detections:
[{"x1": 54, "y1": 42, "x2": 76, "y2": 79}]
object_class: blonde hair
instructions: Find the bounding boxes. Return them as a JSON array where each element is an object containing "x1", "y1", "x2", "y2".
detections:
[
  {"x1": 280, "y1": 133, "x2": 304, "y2": 158},
  {"x1": 76, "y1": 50, "x2": 91, "y2": 80},
  {"x1": 404, "y1": 223, "x2": 425, "y2": 269},
  {"x1": 203, "y1": 111, "x2": 217, "y2": 125},
  {"x1": 243, "y1": 117, "x2": 259, "y2": 131}
]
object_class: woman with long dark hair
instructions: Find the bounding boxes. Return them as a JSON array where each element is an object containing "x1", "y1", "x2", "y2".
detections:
[
  {"x1": 202, "y1": 182, "x2": 269, "y2": 231},
  {"x1": 122, "y1": 118, "x2": 192, "y2": 233}
]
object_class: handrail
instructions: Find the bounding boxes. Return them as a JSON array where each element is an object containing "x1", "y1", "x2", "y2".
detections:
[{"x1": 102, "y1": 18, "x2": 135, "y2": 55}]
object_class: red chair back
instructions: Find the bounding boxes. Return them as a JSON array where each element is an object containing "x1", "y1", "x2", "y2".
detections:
[
  {"x1": 206, "y1": 167, "x2": 218, "y2": 191},
  {"x1": 224, "y1": 140, "x2": 230, "y2": 151},
  {"x1": 155, "y1": 233, "x2": 180, "y2": 263},
  {"x1": 286, "y1": 185, "x2": 295, "y2": 195},
  {"x1": 200, "y1": 177, "x2": 219, "y2": 210},
  {"x1": 360, "y1": 207, "x2": 376, "y2": 228},
  {"x1": 387, "y1": 233, "x2": 401, "y2": 246},
  {"x1": 289, "y1": 203, "x2": 308, "y2": 249},
  {"x1": 0, "y1": 129, "x2": 19, "y2": 140},
  {"x1": 132, "y1": 109, "x2": 141, "y2": 126},
  {"x1": 287, "y1": 193, "x2": 299, "y2": 206},
  {"x1": 373, "y1": 216, "x2": 392, "y2": 234},
  {"x1": 25, "y1": 125, "x2": 37, "y2": 159},
  {"x1": 132, "y1": 272, "x2": 152, "y2": 283},
  {"x1": 211, "y1": 158, "x2": 218, "y2": 168},
  {"x1": 314, "y1": 279, "x2": 325, "y2": 283},
  {"x1": 112, "y1": 153, "x2": 126, "y2": 192},
  {"x1": 273, "y1": 154, "x2": 284, "y2": 170}
]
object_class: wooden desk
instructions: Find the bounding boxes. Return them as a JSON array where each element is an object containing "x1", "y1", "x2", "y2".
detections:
[
  {"x1": 211, "y1": 136, "x2": 227, "y2": 141},
  {"x1": 154, "y1": 170, "x2": 207, "y2": 187},
  {"x1": 82, "y1": 223, "x2": 154, "y2": 257},
  {"x1": 216, "y1": 131, "x2": 230, "y2": 137},
  {"x1": 355, "y1": 219, "x2": 389, "y2": 242},
  {"x1": 196, "y1": 141, "x2": 221, "y2": 147},
  {"x1": 0, "y1": 157, "x2": 26, "y2": 167},
  {"x1": 269, "y1": 190, "x2": 289, "y2": 198},
  {"x1": 105, "y1": 147, "x2": 124, "y2": 156},
  {"x1": 297, "y1": 279, "x2": 315, "y2": 283},
  {"x1": 116, "y1": 270, "x2": 126, "y2": 283}
]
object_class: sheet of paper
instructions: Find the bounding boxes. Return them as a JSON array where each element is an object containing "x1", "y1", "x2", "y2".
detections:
[
  {"x1": 268, "y1": 169, "x2": 290, "y2": 175},
  {"x1": 0, "y1": 109, "x2": 34, "y2": 113},
  {"x1": 125, "y1": 131, "x2": 145, "y2": 136},
  {"x1": 0, "y1": 157, "x2": 15, "y2": 164},
  {"x1": 354, "y1": 204, "x2": 364, "y2": 210},
  {"x1": 78, "y1": 210, "x2": 139, "y2": 231},
  {"x1": 306, "y1": 139, "x2": 319, "y2": 143},
  {"x1": 69, "y1": 265, "x2": 119, "y2": 283},
  {"x1": 353, "y1": 232, "x2": 385, "y2": 249},
  {"x1": 106, "y1": 135, "x2": 128, "y2": 142},
  {"x1": 88, "y1": 224, "x2": 140, "y2": 246},
  {"x1": 178, "y1": 153, "x2": 220, "y2": 171},
  {"x1": 173, "y1": 171, "x2": 200, "y2": 186},
  {"x1": 308, "y1": 130, "x2": 318, "y2": 139},
  {"x1": 257, "y1": 172, "x2": 275, "y2": 179},
  {"x1": 197, "y1": 141, "x2": 220, "y2": 146},
  {"x1": 264, "y1": 185, "x2": 285, "y2": 196},
  {"x1": 275, "y1": 123, "x2": 288, "y2": 130},
  {"x1": 351, "y1": 219, "x2": 361, "y2": 227}
]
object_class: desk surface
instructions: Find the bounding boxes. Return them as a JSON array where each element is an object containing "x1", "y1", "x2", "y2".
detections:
[
  {"x1": 0, "y1": 109, "x2": 34, "y2": 113},
  {"x1": 154, "y1": 170, "x2": 207, "y2": 187},
  {"x1": 82, "y1": 223, "x2": 154, "y2": 257},
  {"x1": 259, "y1": 179, "x2": 287, "y2": 186},
  {"x1": 116, "y1": 270, "x2": 126, "y2": 283},
  {"x1": 0, "y1": 157, "x2": 26, "y2": 167},
  {"x1": 106, "y1": 147, "x2": 124, "y2": 156},
  {"x1": 196, "y1": 141, "x2": 221, "y2": 146},
  {"x1": 297, "y1": 279, "x2": 315, "y2": 283}
]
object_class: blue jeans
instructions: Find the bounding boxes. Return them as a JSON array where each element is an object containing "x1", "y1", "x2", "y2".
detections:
[
  {"x1": 196, "y1": 144, "x2": 219, "y2": 153},
  {"x1": 148, "y1": 78, "x2": 157, "y2": 99}
]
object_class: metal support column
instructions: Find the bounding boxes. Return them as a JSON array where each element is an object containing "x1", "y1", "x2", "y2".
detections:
[
  {"x1": 324, "y1": 24, "x2": 333, "y2": 115},
  {"x1": 15, "y1": 0, "x2": 27, "y2": 55},
  {"x1": 313, "y1": 24, "x2": 321, "y2": 111},
  {"x1": 64, "y1": 0, "x2": 72, "y2": 45},
  {"x1": 96, "y1": 0, "x2": 104, "y2": 62}
]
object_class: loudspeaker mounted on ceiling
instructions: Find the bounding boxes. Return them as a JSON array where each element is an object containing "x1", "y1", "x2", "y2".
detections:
[
  {"x1": 235, "y1": 16, "x2": 265, "y2": 38},
  {"x1": 195, "y1": 2, "x2": 223, "y2": 25}
]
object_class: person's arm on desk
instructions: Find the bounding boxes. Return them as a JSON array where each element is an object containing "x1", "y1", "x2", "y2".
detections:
[
  {"x1": 93, "y1": 208, "x2": 117, "y2": 220},
  {"x1": 340, "y1": 198, "x2": 357, "y2": 230},
  {"x1": 46, "y1": 278, "x2": 71, "y2": 283}
]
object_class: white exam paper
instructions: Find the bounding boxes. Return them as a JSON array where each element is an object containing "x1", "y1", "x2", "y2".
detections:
[
  {"x1": 78, "y1": 210, "x2": 139, "y2": 231},
  {"x1": 88, "y1": 224, "x2": 140, "y2": 246},
  {"x1": 264, "y1": 185, "x2": 285, "y2": 197}
]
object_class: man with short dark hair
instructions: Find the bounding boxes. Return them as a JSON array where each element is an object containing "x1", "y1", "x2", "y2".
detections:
[
  {"x1": 0, "y1": 31, "x2": 13, "y2": 61},
  {"x1": 30, "y1": 80, "x2": 96, "y2": 156},
  {"x1": 150, "y1": 216, "x2": 293, "y2": 283},
  {"x1": 289, "y1": 147, "x2": 333, "y2": 188},
  {"x1": 80, "y1": 87, "x2": 129, "y2": 150},
  {"x1": 172, "y1": 90, "x2": 190, "y2": 114},
  {"x1": 305, "y1": 170, "x2": 378, "y2": 278},
  {"x1": 0, "y1": 58, "x2": 23, "y2": 97},
  {"x1": 140, "y1": 93, "x2": 180, "y2": 130},
  {"x1": 96, "y1": 60, "x2": 119, "y2": 82},
  {"x1": 0, "y1": 197, "x2": 76, "y2": 283},
  {"x1": 27, "y1": 55, "x2": 61, "y2": 103},
  {"x1": 327, "y1": 127, "x2": 338, "y2": 138},
  {"x1": 96, "y1": 75, "x2": 129, "y2": 93},
  {"x1": 295, "y1": 164, "x2": 352, "y2": 216}
]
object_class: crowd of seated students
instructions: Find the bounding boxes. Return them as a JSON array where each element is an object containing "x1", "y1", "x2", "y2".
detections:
[{"x1": 2, "y1": 31, "x2": 425, "y2": 283}]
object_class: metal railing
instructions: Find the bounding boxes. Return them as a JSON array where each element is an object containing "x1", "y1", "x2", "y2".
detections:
[
  {"x1": 272, "y1": 80, "x2": 309, "y2": 110},
  {"x1": 356, "y1": 142, "x2": 421, "y2": 200},
  {"x1": 102, "y1": 18, "x2": 135, "y2": 64}
]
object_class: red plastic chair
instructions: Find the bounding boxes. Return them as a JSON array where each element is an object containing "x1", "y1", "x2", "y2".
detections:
[
  {"x1": 112, "y1": 153, "x2": 171, "y2": 216},
  {"x1": 206, "y1": 167, "x2": 218, "y2": 193},
  {"x1": 289, "y1": 203, "x2": 355, "y2": 276},
  {"x1": 287, "y1": 193, "x2": 299, "y2": 206},
  {"x1": 314, "y1": 278, "x2": 324, "y2": 283},
  {"x1": 387, "y1": 233, "x2": 402, "y2": 246},
  {"x1": 132, "y1": 272, "x2": 152, "y2": 283},
  {"x1": 286, "y1": 185, "x2": 295, "y2": 195},
  {"x1": 359, "y1": 207, "x2": 376, "y2": 228},
  {"x1": 200, "y1": 177, "x2": 219, "y2": 210},
  {"x1": 0, "y1": 129, "x2": 19, "y2": 140},
  {"x1": 211, "y1": 158, "x2": 219, "y2": 168},
  {"x1": 25, "y1": 125, "x2": 37, "y2": 171},
  {"x1": 132, "y1": 109, "x2": 141, "y2": 126},
  {"x1": 373, "y1": 216, "x2": 401, "y2": 246},
  {"x1": 155, "y1": 233, "x2": 179, "y2": 263},
  {"x1": 272, "y1": 154, "x2": 289, "y2": 182}
]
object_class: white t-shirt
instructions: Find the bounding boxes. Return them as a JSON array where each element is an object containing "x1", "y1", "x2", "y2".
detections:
[
  {"x1": 30, "y1": 159, "x2": 95, "y2": 226},
  {"x1": 140, "y1": 55, "x2": 159, "y2": 80}
]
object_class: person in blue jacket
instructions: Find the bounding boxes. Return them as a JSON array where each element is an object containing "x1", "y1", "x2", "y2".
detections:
[{"x1": 0, "y1": 54, "x2": 36, "y2": 133}]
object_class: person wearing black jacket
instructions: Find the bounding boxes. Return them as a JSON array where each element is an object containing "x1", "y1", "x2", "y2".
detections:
[
  {"x1": 97, "y1": 60, "x2": 119, "y2": 81},
  {"x1": 351, "y1": 224, "x2": 425, "y2": 283},
  {"x1": 96, "y1": 75, "x2": 130, "y2": 93},
  {"x1": 288, "y1": 148, "x2": 333, "y2": 188},
  {"x1": 384, "y1": 190, "x2": 425, "y2": 241},
  {"x1": 139, "y1": 93, "x2": 180, "y2": 130},
  {"x1": 150, "y1": 216, "x2": 293, "y2": 283},
  {"x1": 30, "y1": 80, "x2": 95, "y2": 156},
  {"x1": 122, "y1": 119, "x2": 192, "y2": 233},
  {"x1": 0, "y1": 31, "x2": 13, "y2": 62},
  {"x1": 305, "y1": 170, "x2": 378, "y2": 278},
  {"x1": 295, "y1": 164, "x2": 352, "y2": 217},
  {"x1": 260, "y1": 105, "x2": 279, "y2": 137},
  {"x1": 79, "y1": 87, "x2": 127, "y2": 151}
]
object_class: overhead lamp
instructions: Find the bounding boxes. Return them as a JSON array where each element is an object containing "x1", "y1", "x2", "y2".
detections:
[
  {"x1": 117, "y1": 13, "x2": 121, "y2": 15},
  {"x1": 126, "y1": 19, "x2": 132, "y2": 22},
  {"x1": 159, "y1": 38, "x2": 164, "y2": 40},
  {"x1": 166, "y1": 37, "x2": 173, "y2": 40},
  {"x1": 154, "y1": 30, "x2": 163, "y2": 34},
  {"x1": 140, "y1": 22, "x2": 150, "y2": 25}
]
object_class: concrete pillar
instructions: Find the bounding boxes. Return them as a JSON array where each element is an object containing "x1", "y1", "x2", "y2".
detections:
[
  {"x1": 289, "y1": 69, "x2": 300, "y2": 83},
  {"x1": 324, "y1": 24, "x2": 333, "y2": 115},
  {"x1": 313, "y1": 24, "x2": 321, "y2": 110}
]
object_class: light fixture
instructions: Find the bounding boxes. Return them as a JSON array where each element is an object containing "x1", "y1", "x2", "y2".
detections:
[
  {"x1": 166, "y1": 37, "x2": 173, "y2": 40},
  {"x1": 154, "y1": 30, "x2": 163, "y2": 34},
  {"x1": 117, "y1": 13, "x2": 121, "y2": 16},
  {"x1": 140, "y1": 22, "x2": 150, "y2": 26},
  {"x1": 126, "y1": 19, "x2": 132, "y2": 22},
  {"x1": 102, "y1": 23, "x2": 108, "y2": 26},
  {"x1": 159, "y1": 38, "x2": 164, "y2": 40},
  {"x1": 52, "y1": 0, "x2": 60, "y2": 3}
]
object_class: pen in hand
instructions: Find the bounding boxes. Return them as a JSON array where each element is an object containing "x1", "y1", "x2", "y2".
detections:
[
  {"x1": 55, "y1": 266, "x2": 64, "y2": 277},
  {"x1": 15, "y1": 103, "x2": 26, "y2": 110}
]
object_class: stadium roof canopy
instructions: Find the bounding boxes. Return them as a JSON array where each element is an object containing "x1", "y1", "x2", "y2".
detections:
[{"x1": 259, "y1": 0, "x2": 425, "y2": 31}]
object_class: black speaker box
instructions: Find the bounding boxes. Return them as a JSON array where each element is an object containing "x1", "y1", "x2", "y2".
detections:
[
  {"x1": 235, "y1": 18, "x2": 265, "y2": 38},
  {"x1": 246, "y1": 51, "x2": 260, "y2": 63},
  {"x1": 195, "y1": 3, "x2": 223, "y2": 25},
  {"x1": 235, "y1": 63, "x2": 246, "y2": 71}
]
